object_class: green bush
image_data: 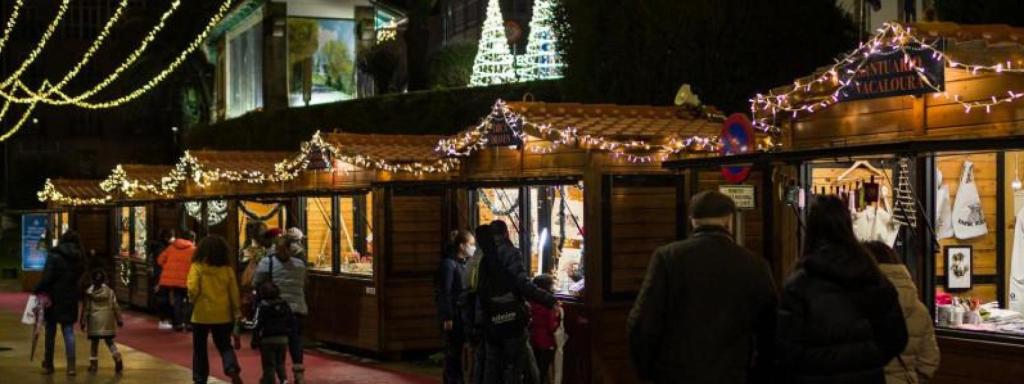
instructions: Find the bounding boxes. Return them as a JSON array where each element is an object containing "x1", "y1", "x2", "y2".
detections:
[
  {"x1": 185, "y1": 80, "x2": 565, "y2": 151},
  {"x1": 428, "y1": 43, "x2": 477, "y2": 89}
]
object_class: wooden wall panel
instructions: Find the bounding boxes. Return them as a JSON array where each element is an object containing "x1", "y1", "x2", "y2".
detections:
[
  {"x1": 307, "y1": 274, "x2": 380, "y2": 351},
  {"x1": 696, "y1": 170, "x2": 767, "y2": 259},
  {"x1": 608, "y1": 185, "x2": 678, "y2": 294},
  {"x1": 933, "y1": 335, "x2": 1024, "y2": 384},
  {"x1": 381, "y1": 279, "x2": 440, "y2": 352}
]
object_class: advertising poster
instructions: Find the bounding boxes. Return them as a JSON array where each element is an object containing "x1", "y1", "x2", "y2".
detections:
[{"x1": 22, "y1": 214, "x2": 49, "y2": 271}]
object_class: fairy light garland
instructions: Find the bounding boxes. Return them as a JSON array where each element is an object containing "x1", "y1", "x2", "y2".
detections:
[
  {"x1": 0, "y1": 0, "x2": 72, "y2": 90},
  {"x1": 436, "y1": 100, "x2": 774, "y2": 164},
  {"x1": 185, "y1": 200, "x2": 228, "y2": 226},
  {"x1": 751, "y1": 22, "x2": 1024, "y2": 131},
  {"x1": 0, "y1": 0, "x2": 24, "y2": 57},
  {"x1": 278, "y1": 131, "x2": 460, "y2": 176},
  {"x1": 37, "y1": 179, "x2": 113, "y2": 206}
]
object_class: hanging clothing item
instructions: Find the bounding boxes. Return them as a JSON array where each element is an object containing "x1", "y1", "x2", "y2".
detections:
[
  {"x1": 553, "y1": 306, "x2": 568, "y2": 384},
  {"x1": 935, "y1": 169, "x2": 954, "y2": 240},
  {"x1": 854, "y1": 206, "x2": 900, "y2": 247},
  {"x1": 1011, "y1": 208, "x2": 1024, "y2": 314},
  {"x1": 892, "y1": 158, "x2": 918, "y2": 228},
  {"x1": 952, "y1": 160, "x2": 988, "y2": 240}
]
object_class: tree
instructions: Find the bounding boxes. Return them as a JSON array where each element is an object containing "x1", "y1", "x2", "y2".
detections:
[
  {"x1": 934, "y1": 0, "x2": 1024, "y2": 26},
  {"x1": 469, "y1": 0, "x2": 516, "y2": 86},
  {"x1": 553, "y1": 0, "x2": 857, "y2": 113},
  {"x1": 518, "y1": 0, "x2": 564, "y2": 81},
  {"x1": 322, "y1": 39, "x2": 355, "y2": 95}
]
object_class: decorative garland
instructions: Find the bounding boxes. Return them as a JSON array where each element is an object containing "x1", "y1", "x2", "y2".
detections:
[
  {"x1": 480, "y1": 189, "x2": 520, "y2": 217},
  {"x1": 185, "y1": 200, "x2": 228, "y2": 226},
  {"x1": 119, "y1": 259, "x2": 132, "y2": 287},
  {"x1": 238, "y1": 201, "x2": 284, "y2": 222},
  {"x1": 37, "y1": 179, "x2": 112, "y2": 206},
  {"x1": 276, "y1": 131, "x2": 459, "y2": 176}
]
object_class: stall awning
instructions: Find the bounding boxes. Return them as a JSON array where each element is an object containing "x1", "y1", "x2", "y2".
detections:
[
  {"x1": 325, "y1": 132, "x2": 448, "y2": 163},
  {"x1": 37, "y1": 179, "x2": 112, "y2": 207}
]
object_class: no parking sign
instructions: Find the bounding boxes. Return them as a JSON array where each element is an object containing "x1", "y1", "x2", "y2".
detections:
[{"x1": 720, "y1": 113, "x2": 754, "y2": 183}]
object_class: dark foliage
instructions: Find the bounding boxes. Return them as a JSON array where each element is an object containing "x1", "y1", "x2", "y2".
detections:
[
  {"x1": 553, "y1": 0, "x2": 857, "y2": 113},
  {"x1": 428, "y1": 42, "x2": 478, "y2": 89},
  {"x1": 185, "y1": 81, "x2": 563, "y2": 151},
  {"x1": 934, "y1": 0, "x2": 1024, "y2": 27}
]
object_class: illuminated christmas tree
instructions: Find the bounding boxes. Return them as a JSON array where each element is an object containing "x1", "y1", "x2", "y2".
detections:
[
  {"x1": 469, "y1": 0, "x2": 516, "y2": 86},
  {"x1": 518, "y1": 0, "x2": 564, "y2": 81}
]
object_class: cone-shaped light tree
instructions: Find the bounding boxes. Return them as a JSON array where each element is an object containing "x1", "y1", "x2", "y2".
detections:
[
  {"x1": 518, "y1": 0, "x2": 564, "y2": 81},
  {"x1": 469, "y1": 0, "x2": 516, "y2": 86}
]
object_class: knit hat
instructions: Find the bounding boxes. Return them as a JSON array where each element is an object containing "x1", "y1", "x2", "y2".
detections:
[
  {"x1": 285, "y1": 227, "x2": 304, "y2": 242},
  {"x1": 262, "y1": 228, "x2": 283, "y2": 239}
]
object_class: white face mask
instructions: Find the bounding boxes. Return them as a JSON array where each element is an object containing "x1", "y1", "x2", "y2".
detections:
[{"x1": 462, "y1": 244, "x2": 477, "y2": 258}]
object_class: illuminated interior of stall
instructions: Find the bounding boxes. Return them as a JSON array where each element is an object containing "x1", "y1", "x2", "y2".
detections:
[
  {"x1": 238, "y1": 201, "x2": 285, "y2": 264},
  {"x1": 810, "y1": 159, "x2": 900, "y2": 252},
  {"x1": 476, "y1": 183, "x2": 585, "y2": 295},
  {"x1": 118, "y1": 206, "x2": 147, "y2": 259},
  {"x1": 50, "y1": 211, "x2": 69, "y2": 247},
  {"x1": 339, "y1": 193, "x2": 373, "y2": 276},
  {"x1": 306, "y1": 197, "x2": 333, "y2": 272}
]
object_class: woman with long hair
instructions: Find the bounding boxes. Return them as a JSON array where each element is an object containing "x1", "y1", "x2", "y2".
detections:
[
  {"x1": 187, "y1": 235, "x2": 242, "y2": 384},
  {"x1": 777, "y1": 195, "x2": 909, "y2": 383}
]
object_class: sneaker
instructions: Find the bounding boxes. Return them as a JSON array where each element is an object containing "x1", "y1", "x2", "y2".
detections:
[{"x1": 158, "y1": 321, "x2": 173, "y2": 330}]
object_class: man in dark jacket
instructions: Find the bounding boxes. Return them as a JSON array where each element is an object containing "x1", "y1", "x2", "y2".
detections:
[
  {"x1": 35, "y1": 231, "x2": 86, "y2": 375},
  {"x1": 480, "y1": 220, "x2": 557, "y2": 384},
  {"x1": 627, "y1": 191, "x2": 777, "y2": 384}
]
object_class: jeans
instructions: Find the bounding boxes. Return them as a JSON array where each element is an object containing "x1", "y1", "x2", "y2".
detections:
[
  {"x1": 288, "y1": 314, "x2": 305, "y2": 366},
  {"x1": 43, "y1": 321, "x2": 75, "y2": 369},
  {"x1": 192, "y1": 323, "x2": 239, "y2": 384},
  {"x1": 259, "y1": 343, "x2": 287, "y2": 384},
  {"x1": 443, "y1": 330, "x2": 465, "y2": 384},
  {"x1": 533, "y1": 347, "x2": 555, "y2": 384},
  {"x1": 168, "y1": 287, "x2": 190, "y2": 328},
  {"x1": 484, "y1": 334, "x2": 540, "y2": 384}
]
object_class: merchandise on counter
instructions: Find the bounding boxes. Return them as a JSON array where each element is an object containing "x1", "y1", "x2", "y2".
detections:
[
  {"x1": 952, "y1": 160, "x2": 988, "y2": 239},
  {"x1": 935, "y1": 169, "x2": 954, "y2": 240}
]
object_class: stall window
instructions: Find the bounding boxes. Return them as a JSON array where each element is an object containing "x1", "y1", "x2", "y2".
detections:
[
  {"x1": 118, "y1": 206, "x2": 147, "y2": 260},
  {"x1": 339, "y1": 194, "x2": 373, "y2": 276},
  {"x1": 305, "y1": 197, "x2": 334, "y2": 272},
  {"x1": 238, "y1": 201, "x2": 286, "y2": 264},
  {"x1": 475, "y1": 182, "x2": 585, "y2": 296},
  {"x1": 932, "y1": 151, "x2": 1024, "y2": 336}
]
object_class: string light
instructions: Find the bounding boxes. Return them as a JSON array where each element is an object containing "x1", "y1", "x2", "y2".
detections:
[
  {"x1": 278, "y1": 131, "x2": 460, "y2": 176},
  {"x1": 517, "y1": 0, "x2": 564, "y2": 81},
  {"x1": 0, "y1": 0, "x2": 24, "y2": 57},
  {"x1": 469, "y1": 0, "x2": 516, "y2": 86},
  {"x1": 185, "y1": 200, "x2": 228, "y2": 226},
  {"x1": 751, "y1": 23, "x2": 1024, "y2": 131},
  {"x1": 0, "y1": 0, "x2": 71, "y2": 90},
  {"x1": 37, "y1": 179, "x2": 112, "y2": 206}
]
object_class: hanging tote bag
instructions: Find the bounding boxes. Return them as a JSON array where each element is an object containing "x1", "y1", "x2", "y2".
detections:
[
  {"x1": 1010, "y1": 207, "x2": 1024, "y2": 314},
  {"x1": 952, "y1": 160, "x2": 989, "y2": 239},
  {"x1": 935, "y1": 169, "x2": 954, "y2": 240}
]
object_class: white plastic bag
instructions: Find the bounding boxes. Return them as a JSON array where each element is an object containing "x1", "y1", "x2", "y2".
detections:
[
  {"x1": 935, "y1": 169, "x2": 954, "y2": 240},
  {"x1": 952, "y1": 160, "x2": 988, "y2": 240},
  {"x1": 21, "y1": 295, "x2": 39, "y2": 325}
]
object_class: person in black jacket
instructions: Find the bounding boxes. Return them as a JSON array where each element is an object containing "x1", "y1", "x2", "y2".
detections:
[
  {"x1": 627, "y1": 190, "x2": 777, "y2": 384},
  {"x1": 480, "y1": 220, "x2": 557, "y2": 384},
  {"x1": 252, "y1": 280, "x2": 293, "y2": 384},
  {"x1": 35, "y1": 231, "x2": 86, "y2": 376},
  {"x1": 777, "y1": 195, "x2": 909, "y2": 384},
  {"x1": 436, "y1": 229, "x2": 474, "y2": 384}
]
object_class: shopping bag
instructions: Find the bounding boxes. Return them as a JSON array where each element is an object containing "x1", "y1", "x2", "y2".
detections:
[
  {"x1": 21, "y1": 295, "x2": 39, "y2": 325},
  {"x1": 952, "y1": 160, "x2": 988, "y2": 239},
  {"x1": 935, "y1": 169, "x2": 954, "y2": 240}
]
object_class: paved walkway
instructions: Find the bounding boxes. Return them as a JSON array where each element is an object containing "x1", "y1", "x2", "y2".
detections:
[{"x1": 0, "y1": 291, "x2": 439, "y2": 383}]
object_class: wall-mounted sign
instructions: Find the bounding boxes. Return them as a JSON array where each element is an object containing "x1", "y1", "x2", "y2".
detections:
[
  {"x1": 486, "y1": 113, "x2": 523, "y2": 147},
  {"x1": 720, "y1": 113, "x2": 755, "y2": 183},
  {"x1": 719, "y1": 184, "x2": 756, "y2": 210},
  {"x1": 840, "y1": 45, "x2": 944, "y2": 102},
  {"x1": 21, "y1": 214, "x2": 49, "y2": 271}
]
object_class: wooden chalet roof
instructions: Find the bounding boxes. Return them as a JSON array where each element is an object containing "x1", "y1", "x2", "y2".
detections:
[
  {"x1": 506, "y1": 101, "x2": 721, "y2": 139},
  {"x1": 325, "y1": 132, "x2": 448, "y2": 163},
  {"x1": 38, "y1": 179, "x2": 111, "y2": 206},
  {"x1": 189, "y1": 150, "x2": 293, "y2": 175},
  {"x1": 119, "y1": 164, "x2": 173, "y2": 184}
]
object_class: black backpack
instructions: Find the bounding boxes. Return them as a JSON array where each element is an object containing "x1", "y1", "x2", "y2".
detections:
[{"x1": 478, "y1": 251, "x2": 528, "y2": 339}]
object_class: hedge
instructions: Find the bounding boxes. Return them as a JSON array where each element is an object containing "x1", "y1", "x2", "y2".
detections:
[{"x1": 185, "y1": 80, "x2": 564, "y2": 151}]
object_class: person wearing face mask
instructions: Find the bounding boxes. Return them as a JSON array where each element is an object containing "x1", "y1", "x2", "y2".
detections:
[{"x1": 436, "y1": 229, "x2": 474, "y2": 384}]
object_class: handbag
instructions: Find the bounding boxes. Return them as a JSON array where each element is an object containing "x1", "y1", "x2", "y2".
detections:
[{"x1": 21, "y1": 294, "x2": 40, "y2": 325}]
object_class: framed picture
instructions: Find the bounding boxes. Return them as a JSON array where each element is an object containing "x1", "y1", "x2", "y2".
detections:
[{"x1": 945, "y1": 245, "x2": 973, "y2": 291}]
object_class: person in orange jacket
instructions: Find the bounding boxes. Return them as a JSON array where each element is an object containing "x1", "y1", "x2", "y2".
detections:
[{"x1": 158, "y1": 230, "x2": 196, "y2": 331}]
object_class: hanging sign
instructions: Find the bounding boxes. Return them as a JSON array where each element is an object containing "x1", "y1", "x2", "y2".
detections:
[
  {"x1": 720, "y1": 113, "x2": 755, "y2": 183},
  {"x1": 21, "y1": 214, "x2": 49, "y2": 271},
  {"x1": 486, "y1": 111, "x2": 523, "y2": 147},
  {"x1": 840, "y1": 45, "x2": 944, "y2": 102},
  {"x1": 719, "y1": 184, "x2": 756, "y2": 210}
]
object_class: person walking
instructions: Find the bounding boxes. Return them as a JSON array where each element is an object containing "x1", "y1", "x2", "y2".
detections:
[
  {"x1": 777, "y1": 195, "x2": 909, "y2": 384},
  {"x1": 81, "y1": 269, "x2": 124, "y2": 373},
  {"x1": 436, "y1": 229, "x2": 473, "y2": 384},
  {"x1": 188, "y1": 235, "x2": 243, "y2": 384},
  {"x1": 150, "y1": 228, "x2": 174, "y2": 329},
  {"x1": 252, "y1": 228, "x2": 308, "y2": 384},
  {"x1": 35, "y1": 231, "x2": 86, "y2": 376},
  {"x1": 529, "y1": 274, "x2": 560, "y2": 384},
  {"x1": 480, "y1": 220, "x2": 557, "y2": 384},
  {"x1": 251, "y1": 281, "x2": 293, "y2": 384},
  {"x1": 627, "y1": 190, "x2": 777, "y2": 384},
  {"x1": 863, "y1": 241, "x2": 941, "y2": 384},
  {"x1": 462, "y1": 224, "x2": 492, "y2": 384},
  {"x1": 159, "y1": 230, "x2": 197, "y2": 331}
]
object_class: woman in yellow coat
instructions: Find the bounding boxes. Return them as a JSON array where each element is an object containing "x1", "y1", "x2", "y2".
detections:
[{"x1": 187, "y1": 235, "x2": 242, "y2": 384}]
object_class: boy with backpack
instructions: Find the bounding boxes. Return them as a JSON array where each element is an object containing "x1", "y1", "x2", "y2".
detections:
[{"x1": 251, "y1": 281, "x2": 293, "y2": 384}]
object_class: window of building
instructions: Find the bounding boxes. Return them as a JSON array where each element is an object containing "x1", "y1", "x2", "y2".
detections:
[
  {"x1": 339, "y1": 194, "x2": 373, "y2": 276},
  {"x1": 287, "y1": 18, "x2": 358, "y2": 107},
  {"x1": 118, "y1": 206, "x2": 147, "y2": 260},
  {"x1": 226, "y1": 13, "x2": 264, "y2": 118}
]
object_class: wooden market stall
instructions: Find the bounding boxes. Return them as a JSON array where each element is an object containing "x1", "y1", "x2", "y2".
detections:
[
  {"x1": 36, "y1": 179, "x2": 116, "y2": 288},
  {"x1": 436, "y1": 100, "x2": 736, "y2": 383},
  {"x1": 665, "y1": 22, "x2": 1024, "y2": 384}
]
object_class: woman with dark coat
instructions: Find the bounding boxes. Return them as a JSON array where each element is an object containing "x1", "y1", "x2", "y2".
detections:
[
  {"x1": 777, "y1": 196, "x2": 909, "y2": 384},
  {"x1": 436, "y1": 229, "x2": 474, "y2": 384},
  {"x1": 35, "y1": 231, "x2": 86, "y2": 376}
]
